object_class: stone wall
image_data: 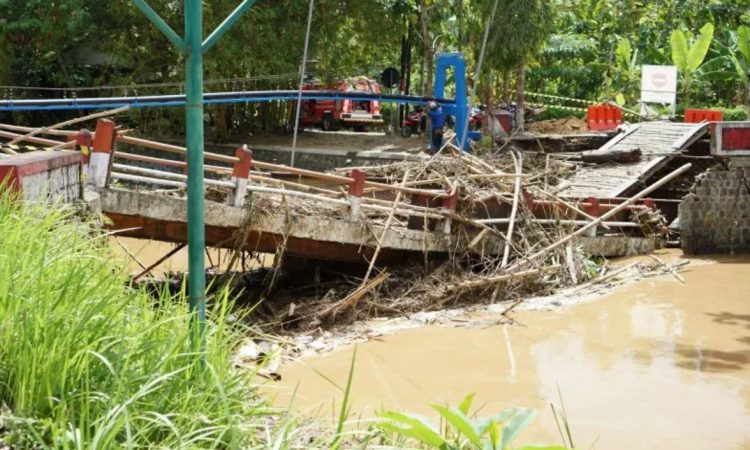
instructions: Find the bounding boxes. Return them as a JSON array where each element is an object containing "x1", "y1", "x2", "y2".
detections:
[{"x1": 679, "y1": 162, "x2": 750, "y2": 254}]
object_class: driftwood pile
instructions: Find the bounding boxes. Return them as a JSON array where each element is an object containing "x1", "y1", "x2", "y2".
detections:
[{"x1": 229, "y1": 139, "x2": 687, "y2": 331}]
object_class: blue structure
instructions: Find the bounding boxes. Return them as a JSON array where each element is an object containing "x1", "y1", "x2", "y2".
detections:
[{"x1": 433, "y1": 52, "x2": 478, "y2": 151}]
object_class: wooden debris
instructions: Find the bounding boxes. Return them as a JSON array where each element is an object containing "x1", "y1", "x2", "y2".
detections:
[
  {"x1": 318, "y1": 270, "x2": 390, "y2": 320},
  {"x1": 648, "y1": 254, "x2": 686, "y2": 284},
  {"x1": 581, "y1": 147, "x2": 642, "y2": 164}
]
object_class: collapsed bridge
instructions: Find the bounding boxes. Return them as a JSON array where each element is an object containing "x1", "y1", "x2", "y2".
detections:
[{"x1": 1, "y1": 116, "x2": 670, "y2": 266}]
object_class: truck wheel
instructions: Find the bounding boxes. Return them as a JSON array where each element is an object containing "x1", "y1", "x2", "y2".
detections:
[
  {"x1": 400, "y1": 126, "x2": 413, "y2": 138},
  {"x1": 322, "y1": 114, "x2": 335, "y2": 132}
]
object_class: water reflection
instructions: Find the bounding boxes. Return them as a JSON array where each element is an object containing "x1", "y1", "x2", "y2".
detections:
[{"x1": 274, "y1": 256, "x2": 750, "y2": 449}]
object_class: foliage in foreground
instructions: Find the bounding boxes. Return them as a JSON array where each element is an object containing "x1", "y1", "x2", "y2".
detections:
[
  {"x1": 377, "y1": 393, "x2": 565, "y2": 450},
  {"x1": 0, "y1": 192, "x2": 264, "y2": 449}
]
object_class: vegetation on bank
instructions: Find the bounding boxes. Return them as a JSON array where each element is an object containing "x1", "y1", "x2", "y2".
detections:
[
  {"x1": 1, "y1": 1, "x2": 748, "y2": 135},
  {"x1": 0, "y1": 191, "x2": 265, "y2": 448}
]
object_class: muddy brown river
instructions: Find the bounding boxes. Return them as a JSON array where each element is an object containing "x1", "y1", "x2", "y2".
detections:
[{"x1": 272, "y1": 255, "x2": 750, "y2": 449}]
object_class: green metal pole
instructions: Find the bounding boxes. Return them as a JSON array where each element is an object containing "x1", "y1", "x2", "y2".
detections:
[
  {"x1": 185, "y1": 0, "x2": 206, "y2": 351},
  {"x1": 134, "y1": 0, "x2": 258, "y2": 356}
]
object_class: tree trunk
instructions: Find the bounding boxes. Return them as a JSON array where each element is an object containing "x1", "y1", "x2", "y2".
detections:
[
  {"x1": 420, "y1": 0, "x2": 433, "y2": 96},
  {"x1": 515, "y1": 55, "x2": 526, "y2": 131},
  {"x1": 581, "y1": 147, "x2": 642, "y2": 164},
  {"x1": 482, "y1": 69, "x2": 493, "y2": 106},
  {"x1": 502, "y1": 71, "x2": 510, "y2": 104}
]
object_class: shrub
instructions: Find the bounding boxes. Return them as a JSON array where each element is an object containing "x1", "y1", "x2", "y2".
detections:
[{"x1": 0, "y1": 191, "x2": 263, "y2": 448}]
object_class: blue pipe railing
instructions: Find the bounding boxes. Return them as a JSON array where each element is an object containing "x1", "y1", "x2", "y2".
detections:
[{"x1": 0, "y1": 90, "x2": 456, "y2": 112}]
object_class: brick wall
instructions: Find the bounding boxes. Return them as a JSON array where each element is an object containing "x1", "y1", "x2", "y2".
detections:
[{"x1": 679, "y1": 163, "x2": 750, "y2": 254}]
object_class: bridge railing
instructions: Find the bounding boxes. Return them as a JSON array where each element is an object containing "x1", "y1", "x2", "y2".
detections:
[
  {"x1": 98, "y1": 122, "x2": 461, "y2": 234},
  {"x1": 0, "y1": 118, "x2": 461, "y2": 233}
]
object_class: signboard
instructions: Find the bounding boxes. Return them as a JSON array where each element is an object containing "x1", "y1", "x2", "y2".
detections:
[
  {"x1": 712, "y1": 122, "x2": 750, "y2": 156},
  {"x1": 641, "y1": 65, "x2": 677, "y2": 111},
  {"x1": 380, "y1": 67, "x2": 401, "y2": 89}
]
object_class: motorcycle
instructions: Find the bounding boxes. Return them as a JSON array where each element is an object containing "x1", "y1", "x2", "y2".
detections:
[
  {"x1": 468, "y1": 104, "x2": 488, "y2": 131},
  {"x1": 400, "y1": 106, "x2": 426, "y2": 138}
]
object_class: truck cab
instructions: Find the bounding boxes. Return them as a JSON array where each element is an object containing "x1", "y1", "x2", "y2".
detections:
[{"x1": 299, "y1": 76, "x2": 383, "y2": 132}]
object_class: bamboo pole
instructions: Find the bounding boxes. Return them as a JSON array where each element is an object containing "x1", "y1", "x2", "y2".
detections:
[
  {"x1": 0, "y1": 123, "x2": 79, "y2": 137},
  {"x1": 501, "y1": 149, "x2": 522, "y2": 267},
  {"x1": 476, "y1": 218, "x2": 641, "y2": 227},
  {"x1": 6, "y1": 105, "x2": 129, "y2": 146},
  {"x1": 112, "y1": 164, "x2": 234, "y2": 188},
  {"x1": 648, "y1": 254, "x2": 686, "y2": 284},
  {"x1": 115, "y1": 151, "x2": 231, "y2": 175},
  {"x1": 534, "y1": 187, "x2": 612, "y2": 230},
  {"x1": 117, "y1": 134, "x2": 238, "y2": 164},
  {"x1": 0, "y1": 130, "x2": 67, "y2": 149},
  {"x1": 111, "y1": 172, "x2": 186, "y2": 188},
  {"x1": 114, "y1": 238, "x2": 149, "y2": 271},
  {"x1": 119, "y1": 133, "x2": 448, "y2": 198}
]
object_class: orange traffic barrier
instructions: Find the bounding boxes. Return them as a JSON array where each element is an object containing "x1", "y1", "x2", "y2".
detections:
[
  {"x1": 684, "y1": 108, "x2": 723, "y2": 123},
  {"x1": 684, "y1": 108, "x2": 723, "y2": 134},
  {"x1": 587, "y1": 104, "x2": 622, "y2": 131}
]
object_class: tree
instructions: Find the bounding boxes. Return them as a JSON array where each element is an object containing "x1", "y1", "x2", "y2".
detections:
[
  {"x1": 705, "y1": 25, "x2": 750, "y2": 115},
  {"x1": 484, "y1": 0, "x2": 554, "y2": 130},
  {"x1": 671, "y1": 22, "x2": 715, "y2": 101}
]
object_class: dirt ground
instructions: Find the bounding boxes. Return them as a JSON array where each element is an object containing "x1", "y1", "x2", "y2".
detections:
[
  {"x1": 526, "y1": 116, "x2": 590, "y2": 135},
  {"x1": 248, "y1": 129, "x2": 429, "y2": 153}
]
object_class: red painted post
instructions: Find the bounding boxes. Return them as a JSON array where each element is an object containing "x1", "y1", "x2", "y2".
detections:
[
  {"x1": 522, "y1": 189, "x2": 535, "y2": 213},
  {"x1": 231, "y1": 145, "x2": 253, "y2": 206},
  {"x1": 75, "y1": 129, "x2": 93, "y2": 160},
  {"x1": 582, "y1": 196, "x2": 600, "y2": 217},
  {"x1": 90, "y1": 119, "x2": 116, "y2": 188},
  {"x1": 348, "y1": 169, "x2": 365, "y2": 221}
]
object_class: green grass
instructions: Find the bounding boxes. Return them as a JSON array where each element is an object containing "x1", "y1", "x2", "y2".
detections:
[{"x1": 0, "y1": 190, "x2": 266, "y2": 449}]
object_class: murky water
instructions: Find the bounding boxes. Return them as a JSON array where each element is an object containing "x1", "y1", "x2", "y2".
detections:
[
  {"x1": 109, "y1": 237, "x2": 270, "y2": 275},
  {"x1": 272, "y1": 255, "x2": 750, "y2": 449}
]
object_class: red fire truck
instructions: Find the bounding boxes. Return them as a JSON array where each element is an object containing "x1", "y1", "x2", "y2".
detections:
[{"x1": 298, "y1": 76, "x2": 383, "y2": 132}]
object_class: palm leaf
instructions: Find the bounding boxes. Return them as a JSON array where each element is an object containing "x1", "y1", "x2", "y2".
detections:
[
  {"x1": 687, "y1": 22, "x2": 714, "y2": 72},
  {"x1": 671, "y1": 29, "x2": 689, "y2": 72}
]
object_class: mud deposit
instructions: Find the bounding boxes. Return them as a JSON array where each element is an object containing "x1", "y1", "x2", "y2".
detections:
[{"x1": 270, "y1": 256, "x2": 750, "y2": 449}]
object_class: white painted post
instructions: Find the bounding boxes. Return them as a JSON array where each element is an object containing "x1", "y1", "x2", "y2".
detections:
[
  {"x1": 231, "y1": 144, "x2": 252, "y2": 207},
  {"x1": 441, "y1": 187, "x2": 458, "y2": 234},
  {"x1": 90, "y1": 119, "x2": 116, "y2": 188},
  {"x1": 348, "y1": 169, "x2": 365, "y2": 221}
]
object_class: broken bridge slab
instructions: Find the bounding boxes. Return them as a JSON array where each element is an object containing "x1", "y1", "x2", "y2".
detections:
[
  {"x1": 559, "y1": 122, "x2": 708, "y2": 198},
  {"x1": 98, "y1": 188, "x2": 500, "y2": 263}
]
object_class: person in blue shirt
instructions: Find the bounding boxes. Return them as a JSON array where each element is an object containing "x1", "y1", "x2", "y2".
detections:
[{"x1": 427, "y1": 101, "x2": 445, "y2": 154}]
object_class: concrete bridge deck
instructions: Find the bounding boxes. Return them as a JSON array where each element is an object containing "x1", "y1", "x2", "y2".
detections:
[{"x1": 98, "y1": 188, "x2": 484, "y2": 263}]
